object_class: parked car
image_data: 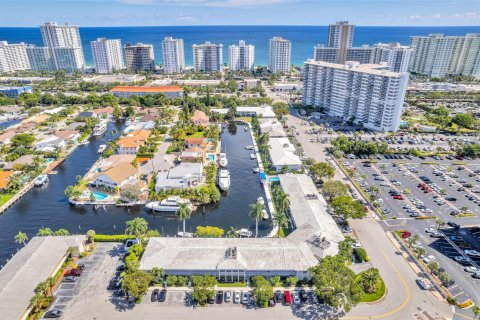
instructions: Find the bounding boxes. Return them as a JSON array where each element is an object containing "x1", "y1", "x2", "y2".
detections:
[
  {"x1": 417, "y1": 278, "x2": 432, "y2": 290},
  {"x1": 242, "y1": 291, "x2": 250, "y2": 304},
  {"x1": 299, "y1": 289, "x2": 308, "y2": 302},
  {"x1": 233, "y1": 290, "x2": 241, "y2": 304},
  {"x1": 63, "y1": 275, "x2": 76, "y2": 283},
  {"x1": 292, "y1": 291, "x2": 301, "y2": 304},
  {"x1": 43, "y1": 310, "x2": 63, "y2": 318},
  {"x1": 65, "y1": 268, "x2": 82, "y2": 277},
  {"x1": 268, "y1": 298, "x2": 276, "y2": 307},
  {"x1": 464, "y1": 267, "x2": 479, "y2": 273},
  {"x1": 224, "y1": 290, "x2": 232, "y2": 303},
  {"x1": 447, "y1": 222, "x2": 460, "y2": 229},
  {"x1": 274, "y1": 290, "x2": 283, "y2": 303},
  {"x1": 284, "y1": 290, "x2": 292, "y2": 305},
  {"x1": 158, "y1": 289, "x2": 167, "y2": 302},
  {"x1": 401, "y1": 231, "x2": 412, "y2": 239},
  {"x1": 151, "y1": 289, "x2": 159, "y2": 302},
  {"x1": 216, "y1": 290, "x2": 224, "y2": 304}
]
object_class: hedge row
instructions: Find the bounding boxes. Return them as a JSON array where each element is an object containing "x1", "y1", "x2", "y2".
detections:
[{"x1": 93, "y1": 234, "x2": 136, "y2": 242}]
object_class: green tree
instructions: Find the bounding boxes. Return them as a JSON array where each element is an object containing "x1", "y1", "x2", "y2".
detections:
[
  {"x1": 122, "y1": 269, "x2": 153, "y2": 303},
  {"x1": 125, "y1": 217, "x2": 149, "y2": 239},
  {"x1": 310, "y1": 162, "x2": 335, "y2": 182},
  {"x1": 452, "y1": 113, "x2": 475, "y2": 129},
  {"x1": 11, "y1": 133, "x2": 35, "y2": 148},
  {"x1": 29, "y1": 293, "x2": 45, "y2": 312},
  {"x1": 473, "y1": 306, "x2": 480, "y2": 319},
  {"x1": 269, "y1": 275, "x2": 282, "y2": 287},
  {"x1": 331, "y1": 196, "x2": 366, "y2": 219},
  {"x1": 272, "y1": 212, "x2": 289, "y2": 237},
  {"x1": 37, "y1": 227, "x2": 53, "y2": 236},
  {"x1": 195, "y1": 226, "x2": 224, "y2": 238},
  {"x1": 151, "y1": 267, "x2": 165, "y2": 284},
  {"x1": 438, "y1": 271, "x2": 452, "y2": 286},
  {"x1": 361, "y1": 268, "x2": 381, "y2": 293},
  {"x1": 54, "y1": 229, "x2": 70, "y2": 236},
  {"x1": 251, "y1": 276, "x2": 273, "y2": 307},
  {"x1": 146, "y1": 229, "x2": 160, "y2": 238},
  {"x1": 322, "y1": 180, "x2": 349, "y2": 201},
  {"x1": 285, "y1": 276, "x2": 298, "y2": 287},
  {"x1": 120, "y1": 185, "x2": 142, "y2": 202},
  {"x1": 249, "y1": 202, "x2": 265, "y2": 237},
  {"x1": 176, "y1": 202, "x2": 192, "y2": 236},
  {"x1": 226, "y1": 226, "x2": 239, "y2": 238},
  {"x1": 191, "y1": 275, "x2": 218, "y2": 307},
  {"x1": 86, "y1": 230, "x2": 96, "y2": 243},
  {"x1": 14, "y1": 231, "x2": 28, "y2": 246}
]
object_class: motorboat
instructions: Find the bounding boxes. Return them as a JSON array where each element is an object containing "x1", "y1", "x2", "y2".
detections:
[
  {"x1": 257, "y1": 197, "x2": 265, "y2": 206},
  {"x1": 177, "y1": 231, "x2": 194, "y2": 238},
  {"x1": 252, "y1": 167, "x2": 260, "y2": 173},
  {"x1": 245, "y1": 145, "x2": 254, "y2": 150},
  {"x1": 244, "y1": 125, "x2": 248, "y2": 131},
  {"x1": 219, "y1": 152, "x2": 228, "y2": 168},
  {"x1": 236, "y1": 229, "x2": 253, "y2": 238},
  {"x1": 145, "y1": 196, "x2": 192, "y2": 212},
  {"x1": 80, "y1": 139, "x2": 89, "y2": 146},
  {"x1": 250, "y1": 154, "x2": 256, "y2": 160},
  {"x1": 92, "y1": 120, "x2": 108, "y2": 136},
  {"x1": 217, "y1": 169, "x2": 231, "y2": 191},
  {"x1": 262, "y1": 209, "x2": 269, "y2": 220},
  {"x1": 97, "y1": 144, "x2": 107, "y2": 154},
  {"x1": 48, "y1": 170, "x2": 58, "y2": 175},
  {"x1": 34, "y1": 174, "x2": 49, "y2": 187}
]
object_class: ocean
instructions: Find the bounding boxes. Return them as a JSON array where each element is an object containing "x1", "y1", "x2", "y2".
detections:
[{"x1": 1, "y1": 25, "x2": 480, "y2": 67}]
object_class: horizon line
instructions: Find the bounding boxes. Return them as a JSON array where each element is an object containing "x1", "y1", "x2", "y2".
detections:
[{"x1": 1, "y1": 24, "x2": 480, "y2": 28}]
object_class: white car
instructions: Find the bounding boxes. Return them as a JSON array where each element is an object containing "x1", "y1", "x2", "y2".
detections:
[
  {"x1": 424, "y1": 227, "x2": 436, "y2": 234},
  {"x1": 233, "y1": 290, "x2": 241, "y2": 304},
  {"x1": 422, "y1": 255, "x2": 436, "y2": 264},
  {"x1": 292, "y1": 292, "x2": 301, "y2": 304},
  {"x1": 352, "y1": 241, "x2": 362, "y2": 248},
  {"x1": 464, "y1": 250, "x2": 480, "y2": 257},
  {"x1": 241, "y1": 291, "x2": 250, "y2": 304},
  {"x1": 225, "y1": 291, "x2": 232, "y2": 303},
  {"x1": 464, "y1": 266, "x2": 479, "y2": 273}
]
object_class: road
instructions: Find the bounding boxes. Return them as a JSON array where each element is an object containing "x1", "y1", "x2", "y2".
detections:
[{"x1": 286, "y1": 112, "x2": 454, "y2": 320}]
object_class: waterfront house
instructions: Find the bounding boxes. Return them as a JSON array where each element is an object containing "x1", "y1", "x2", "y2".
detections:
[
  {"x1": 8, "y1": 122, "x2": 36, "y2": 134},
  {"x1": 55, "y1": 130, "x2": 80, "y2": 143},
  {"x1": 34, "y1": 135, "x2": 66, "y2": 152},
  {"x1": 191, "y1": 110, "x2": 210, "y2": 127},
  {"x1": 0, "y1": 170, "x2": 14, "y2": 190},
  {"x1": 180, "y1": 149, "x2": 205, "y2": 163},
  {"x1": 140, "y1": 114, "x2": 157, "y2": 122},
  {"x1": 116, "y1": 130, "x2": 150, "y2": 155},
  {"x1": 0, "y1": 105, "x2": 22, "y2": 116},
  {"x1": 42, "y1": 106, "x2": 65, "y2": 115},
  {"x1": 97, "y1": 154, "x2": 136, "y2": 172},
  {"x1": 21, "y1": 114, "x2": 49, "y2": 125},
  {"x1": 184, "y1": 137, "x2": 213, "y2": 151},
  {"x1": 268, "y1": 138, "x2": 302, "y2": 172},
  {"x1": 154, "y1": 163, "x2": 202, "y2": 191},
  {"x1": 93, "y1": 162, "x2": 138, "y2": 190},
  {"x1": 259, "y1": 120, "x2": 287, "y2": 138},
  {"x1": 65, "y1": 121, "x2": 85, "y2": 131},
  {"x1": 211, "y1": 106, "x2": 277, "y2": 119},
  {"x1": 77, "y1": 111, "x2": 97, "y2": 119},
  {"x1": 92, "y1": 106, "x2": 114, "y2": 117},
  {"x1": 0, "y1": 130, "x2": 16, "y2": 145},
  {"x1": 4, "y1": 154, "x2": 38, "y2": 170}
]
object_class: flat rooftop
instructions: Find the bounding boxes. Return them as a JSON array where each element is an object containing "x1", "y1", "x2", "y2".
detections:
[
  {"x1": 111, "y1": 86, "x2": 183, "y2": 93},
  {"x1": 0, "y1": 236, "x2": 85, "y2": 320},
  {"x1": 83, "y1": 74, "x2": 145, "y2": 83},
  {"x1": 305, "y1": 59, "x2": 404, "y2": 77}
]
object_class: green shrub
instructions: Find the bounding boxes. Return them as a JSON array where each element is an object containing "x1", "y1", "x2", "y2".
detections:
[
  {"x1": 354, "y1": 248, "x2": 369, "y2": 262},
  {"x1": 269, "y1": 275, "x2": 282, "y2": 287},
  {"x1": 93, "y1": 234, "x2": 136, "y2": 242},
  {"x1": 176, "y1": 275, "x2": 189, "y2": 287},
  {"x1": 285, "y1": 276, "x2": 298, "y2": 287},
  {"x1": 166, "y1": 275, "x2": 177, "y2": 287}
]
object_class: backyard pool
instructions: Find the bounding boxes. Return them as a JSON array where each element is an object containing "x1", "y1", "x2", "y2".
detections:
[
  {"x1": 207, "y1": 154, "x2": 215, "y2": 161},
  {"x1": 93, "y1": 192, "x2": 109, "y2": 200},
  {"x1": 45, "y1": 158, "x2": 54, "y2": 164},
  {"x1": 269, "y1": 176, "x2": 280, "y2": 182}
]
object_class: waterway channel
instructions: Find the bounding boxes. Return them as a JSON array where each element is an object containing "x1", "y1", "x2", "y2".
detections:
[{"x1": 0, "y1": 122, "x2": 269, "y2": 265}]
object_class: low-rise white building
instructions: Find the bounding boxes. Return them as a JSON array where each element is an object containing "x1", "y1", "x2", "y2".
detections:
[
  {"x1": 35, "y1": 135, "x2": 66, "y2": 152},
  {"x1": 154, "y1": 163, "x2": 203, "y2": 191},
  {"x1": 93, "y1": 162, "x2": 138, "y2": 189},
  {"x1": 259, "y1": 119, "x2": 287, "y2": 138},
  {"x1": 211, "y1": 106, "x2": 276, "y2": 119},
  {"x1": 268, "y1": 138, "x2": 302, "y2": 172}
]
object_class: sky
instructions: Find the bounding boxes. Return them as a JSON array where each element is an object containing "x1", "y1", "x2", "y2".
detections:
[{"x1": 1, "y1": 0, "x2": 480, "y2": 27}]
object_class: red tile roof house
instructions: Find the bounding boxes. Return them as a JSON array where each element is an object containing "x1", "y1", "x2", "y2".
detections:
[{"x1": 191, "y1": 110, "x2": 210, "y2": 127}]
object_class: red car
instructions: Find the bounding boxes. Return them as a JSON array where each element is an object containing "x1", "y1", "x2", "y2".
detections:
[
  {"x1": 65, "y1": 268, "x2": 82, "y2": 277},
  {"x1": 283, "y1": 290, "x2": 291, "y2": 305},
  {"x1": 393, "y1": 195, "x2": 404, "y2": 200},
  {"x1": 401, "y1": 231, "x2": 412, "y2": 239}
]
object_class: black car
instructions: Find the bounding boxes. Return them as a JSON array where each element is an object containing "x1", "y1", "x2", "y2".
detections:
[
  {"x1": 158, "y1": 289, "x2": 167, "y2": 302},
  {"x1": 44, "y1": 310, "x2": 63, "y2": 318},
  {"x1": 274, "y1": 290, "x2": 283, "y2": 303},
  {"x1": 268, "y1": 298, "x2": 276, "y2": 307},
  {"x1": 63, "y1": 275, "x2": 76, "y2": 283},
  {"x1": 445, "y1": 197, "x2": 457, "y2": 202},
  {"x1": 116, "y1": 264, "x2": 125, "y2": 272},
  {"x1": 299, "y1": 289, "x2": 308, "y2": 302},
  {"x1": 216, "y1": 290, "x2": 224, "y2": 304},
  {"x1": 447, "y1": 221, "x2": 460, "y2": 229},
  {"x1": 207, "y1": 294, "x2": 215, "y2": 304},
  {"x1": 151, "y1": 288, "x2": 159, "y2": 302}
]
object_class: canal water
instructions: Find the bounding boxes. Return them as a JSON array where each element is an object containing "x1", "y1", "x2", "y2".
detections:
[{"x1": 0, "y1": 122, "x2": 269, "y2": 264}]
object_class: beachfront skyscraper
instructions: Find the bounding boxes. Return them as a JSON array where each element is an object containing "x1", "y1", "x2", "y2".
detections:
[
  {"x1": 303, "y1": 60, "x2": 408, "y2": 132},
  {"x1": 409, "y1": 33, "x2": 480, "y2": 79},
  {"x1": 90, "y1": 38, "x2": 125, "y2": 74},
  {"x1": 161, "y1": 37, "x2": 185, "y2": 74},
  {"x1": 228, "y1": 40, "x2": 255, "y2": 71},
  {"x1": 192, "y1": 42, "x2": 223, "y2": 73},
  {"x1": 268, "y1": 37, "x2": 291, "y2": 73},
  {"x1": 0, "y1": 41, "x2": 30, "y2": 73},
  {"x1": 328, "y1": 21, "x2": 355, "y2": 64},
  {"x1": 124, "y1": 43, "x2": 155, "y2": 72}
]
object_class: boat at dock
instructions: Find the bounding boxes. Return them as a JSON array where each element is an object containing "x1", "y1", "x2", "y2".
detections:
[
  {"x1": 48, "y1": 170, "x2": 58, "y2": 175},
  {"x1": 34, "y1": 175, "x2": 49, "y2": 187},
  {"x1": 252, "y1": 167, "x2": 260, "y2": 173},
  {"x1": 244, "y1": 125, "x2": 248, "y2": 131},
  {"x1": 80, "y1": 139, "x2": 89, "y2": 146},
  {"x1": 262, "y1": 209, "x2": 269, "y2": 220},
  {"x1": 177, "y1": 231, "x2": 194, "y2": 238},
  {"x1": 92, "y1": 120, "x2": 108, "y2": 136},
  {"x1": 236, "y1": 228, "x2": 253, "y2": 238},
  {"x1": 219, "y1": 152, "x2": 228, "y2": 168},
  {"x1": 257, "y1": 197, "x2": 265, "y2": 205},
  {"x1": 245, "y1": 145, "x2": 254, "y2": 150},
  {"x1": 97, "y1": 144, "x2": 107, "y2": 154},
  {"x1": 145, "y1": 196, "x2": 192, "y2": 212},
  {"x1": 217, "y1": 169, "x2": 231, "y2": 191},
  {"x1": 250, "y1": 154, "x2": 256, "y2": 160}
]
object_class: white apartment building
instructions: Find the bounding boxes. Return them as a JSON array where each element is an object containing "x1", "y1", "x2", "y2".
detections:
[
  {"x1": 409, "y1": 33, "x2": 480, "y2": 79},
  {"x1": 314, "y1": 43, "x2": 412, "y2": 73},
  {"x1": 161, "y1": 37, "x2": 185, "y2": 74},
  {"x1": 228, "y1": 40, "x2": 254, "y2": 71},
  {"x1": 328, "y1": 21, "x2": 355, "y2": 64},
  {"x1": 192, "y1": 42, "x2": 223, "y2": 73},
  {"x1": 91, "y1": 38, "x2": 125, "y2": 74},
  {"x1": 268, "y1": 37, "x2": 291, "y2": 73},
  {"x1": 39, "y1": 22, "x2": 85, "y2": 71},
  {"x1": 0, "y1": 42, "x2": 30, "y2": 73},
  {"x1": 26, "y1": 46, "x2": 55, "y2": 71},
  {"x1": 303, "y1": 60, "x2": 409, "y2": 132},
  {"x1": 124, "y1": 43, "x2": 155, "y2": 72}
]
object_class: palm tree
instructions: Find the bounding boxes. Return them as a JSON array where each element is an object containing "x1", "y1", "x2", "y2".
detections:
[
  {"x1": 276, "y1": 192, "x2": 290, "y2": 215},
  {"x1": 361, "y1": 268, "x2": 381, "y2": 293},
  {"x1": 176, "y1": 203, "x2": 192, "y2": 236},
  {"x1": 46, "y1": 277, "x2": 56, "y2": 296},
  {"x1": 35, "y1": 281, "x2": 49, "y2": 296},
  {"x1": 54, "y1": 229, "x2": 70, "y2": 236},
  {"x1": 125, "y1": 217, "x2": 149, "y2": 239},
  {"x1": 86, "y1": 230, "x2": 96, "y2": 243},
  {"x1": 249, "y1": 202, "x2": 265, "y2": 237},
  {"x1": 436, "y1": 219, "x2": 445, "y2": 230},
  {"x1": 7, "y1": 174, "x2": 22, "y2": 192},
  {"x1": 226, "y1": 226, "x2": 239, "y2": 238},
  {"x1": 272, "y1": 212, "x2": 289, "y2": 237},
  {"x1": 29, "y1": 293, "x2": 45, "y2": 312},
  {"x1": 14, "y1": 231, "x2": 28, "y2": 246},
  {"x1": 37, "y1": 227, "x2": 53, "y2": 236}
]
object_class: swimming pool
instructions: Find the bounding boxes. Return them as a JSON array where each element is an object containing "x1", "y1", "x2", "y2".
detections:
[
  {"x1": 93, "y1": 192, "x2": 109, "y2": 200},
  {"x1": 45, "y1": 158, "x2": 54, "y2": 164},
  {"x1": 207, "y1": 154, "x2": 215, "y2": 161},
  {"x1": 269, "y1": 176, "x2": 280, "y2": 182}
]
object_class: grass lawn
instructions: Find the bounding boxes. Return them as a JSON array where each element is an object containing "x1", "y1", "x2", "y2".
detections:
[
  {"x1": 186, "y1": 132, "x2": 205, "y2": 138},
  {"x1": 235, "y1": 116, "x2": 252, "y2": 123},
  {"x1": 0, "y1": 194, "x2": 14, "y2": 207},
  {"x1": 359, "y1": 277, "x2": 386, "y2": 303},
  {"x1": 217, "y1": 282, "x2": 247, "y2": 287}
]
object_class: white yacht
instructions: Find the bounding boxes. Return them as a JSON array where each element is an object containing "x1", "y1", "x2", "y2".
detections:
[
  {"x1": 219, "y1": 153, "x2": 228, "y2": 168},
  {"x1": 34, "y1": 175, "x2": 49, "y2": 187},
  {"x1": 177, "y1": 231, "x2": 194, "y2": 238},
  {"x1": 262, "y1": 209, "x2": 269, "y2": 220},
  {"x1": 97, "y1": 144, "x2": 107, "y2": 154},
  {"x1": 145, "y1": 197, "x2": 192, "y2": 212},
  {"x1": 250, "y1": 154, "x2": 256, "y2": 160},
  {"x1": 245, "y1": 145, "x2": 254, "y2": 150},
  {"x1": 252, "y1": 167, "x2": 260, "y2": 173},
  {"x1": 257, "y1": 197, "x2": 265, "y2": 206},
  {"x1": 236, "y1": 229, "x2": 253, "y2": 238},
  {"x1": 92, "y1": 120, "x2": 108, "y2": 136},
  {"x1": 80, "y1": 139, "x2": 89, "y2": 146},
  {"x1": 217, "y1": 169, "x2": 231, "y2": 191}
]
